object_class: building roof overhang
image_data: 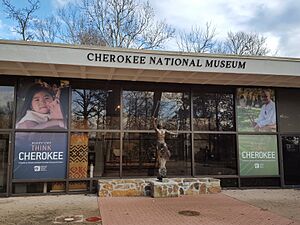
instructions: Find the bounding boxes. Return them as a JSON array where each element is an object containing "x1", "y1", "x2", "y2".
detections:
[{"x1": 1, "y1": 40, "x2": 300, "y2": 87}]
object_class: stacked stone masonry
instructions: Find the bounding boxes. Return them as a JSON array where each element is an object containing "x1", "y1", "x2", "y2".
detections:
[{"x1": 98, "y1": 178, "x2": 221, "y2": 198}]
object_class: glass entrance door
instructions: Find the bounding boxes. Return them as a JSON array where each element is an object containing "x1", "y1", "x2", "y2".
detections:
[
  {"x1": 282, "y1": 136, "x2": 300, "y2": 185},
  {"x1": 0, "y1": 134, "x2": 10, "y2": 194}
]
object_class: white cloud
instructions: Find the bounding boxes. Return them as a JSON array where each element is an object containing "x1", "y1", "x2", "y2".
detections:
[
  {"x1": 275, "y1": 29, "x2": 300, "y2": 57},
  {"x1": 0, "y1": 19, "x2": 12, "y2": 39},
  {"x1": 263, "y1": 33, "x2": 280, "y2": 56},
  {"x1": 52, "y1": 0, "x2": 74, "y2": 8},
  {"x1": 149, "y1": 0, "x2": 300, "y2": 57}
]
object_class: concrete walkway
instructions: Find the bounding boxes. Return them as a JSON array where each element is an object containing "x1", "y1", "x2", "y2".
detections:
[
  {"x1": 1, "y1": 189, "x2": 299, "y2": 224},
  {"x1": 98, "y1": 193, "x2": 300, "y2": 225},
  {"x1": 224, "y1": 189, "x2": 300, "y2": 222}
]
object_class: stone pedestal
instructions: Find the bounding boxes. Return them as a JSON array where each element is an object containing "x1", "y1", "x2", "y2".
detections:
[
  {"x1": 98, "y1": 179, "x2": 150, "y2": 197},
  {"x1": 98, "y1": 177, "x2": 221, "y2": 197},
  {"x1": 149, "y1": 179, "x2": 179, "y2": 198}
]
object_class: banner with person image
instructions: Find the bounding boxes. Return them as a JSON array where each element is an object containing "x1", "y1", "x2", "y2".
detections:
[
  {"x1": 236, "y1": 88, "x2": 277, "y2": 132},
  {"x1": 16, "y1": 79, "x2": 69, "y2": 130}
]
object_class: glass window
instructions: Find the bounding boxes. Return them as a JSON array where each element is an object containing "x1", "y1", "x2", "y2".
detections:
[
  {"x1": 13, "y1": 183, "x2": 44, "y2": 194},
  {"x1": 277, "y1": 89, "x2": 300, "y2": 132},
  {"x1": 69, "y1": 181, "x2": 89, "y2": 192},
  {"x1": 122, "y1": 133, "x2": 191, "y2": 177},
  {"x1": 123, "y1": 91, "x2": 154, "y2": 130},
  {"x1": 123, "y1": 90, "x2": 190, "y2": 131},
  {"x1": 72, "y1": 88, "x2": 120, "y2": 130},
  {"x1": 240, "y1": 178, "x2": 280, "y2": 187},
  {"x1": 194, "y1": 134, "x2": 237, "y2": 175},
  {"x1": 89, "y1": 132, "x2": 120, "y2": 178},
  {"x1": 236, "y1": 88, "x2": 276, "y2": 132},
  {"x1": 0, "y1": 86, "x2": 14, "y2": 129},
  {"x1": 282, "y1": 136, "x2": 300, "y2": 185},
  {"x1": 69, "y1": 132, "x2": 120, "y2": 178},
  {"x1": 12, "y1": 182, "x2": 66, "y2": 194},
  {"x1": 157, "y1": 92, "x2": 190, "y2": 131},
  {"x1": 0, "y1": 134, "x2": 9, "y2": 193},
  {"x1": 165, "y1": 133, "x2": 192, "y2": 176},
  {"x1": 122, "y1": 133, "x2": 156, "y2": 177},
  {"x1": 193, "y1": 93, "x2": 234, "y2": 131}
]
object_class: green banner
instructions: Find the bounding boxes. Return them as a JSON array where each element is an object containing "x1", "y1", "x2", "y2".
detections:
[{"x1": 239, "y1": 135, "x2": 279, "y2": 176}]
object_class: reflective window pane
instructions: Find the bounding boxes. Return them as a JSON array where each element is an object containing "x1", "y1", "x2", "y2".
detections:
[
  {"x1": 122, "y1": 133, "x2": 191, "y2": 177},
  {"x1": 0, "y1": 134, "x2": 9, "y2": 193},
  {"x1": 12, "y1": 182, "x2": 66, "y2": 194},
  {"x1": 69, "y1": 181, "x2": 89, "y2": 192},
  {"x1": 282, "y1": 136, "x2": 300, "y2": 185},
  {"x1": 122, "y1": 133, "x2": 156, "y2": 177},
  {"x1": 72, "y1": 88, "x2": 120, "y2": 129},
  {"x1": 165, "y1": 133, "x2": 192, "y2": 176},
  {"x1": 123, "y1": 90, "x2": 190, "y2": 131},
  {"x1": 13, "y1": 183, "x2": 44, "y2": 194},
  {"x1": 277, "y1": 89, "x2": 300, "y2": 132},
  {"x1": 0, "y1": 86, "x2": 14, "y2": 129},
  {"x1": 157, "y1": 92, "x2": 190, "y2": 131},
  {"x1": 123, "y1": 91, "x2": 154, "y2": 130},
  {"x1": 193, "y1": 93, "x2": 234, "y2": 131},
  {"x1": 89, "y1": 132, "x2": 120, "y2": 177},
  {"x1": 194, "y1": 134, "x2": 237, "y2": 175},
  {"x1": 69, "y1": 132, "x2": 120, "y2": 178}
]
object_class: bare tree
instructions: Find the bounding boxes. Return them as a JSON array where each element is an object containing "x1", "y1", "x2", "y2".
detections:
[
  {"x1": 176, "y1": 26, "x2": 272, "y2": 56},
  {"x1": 56, "y1": 4, "x2": 105, "y2": 45},
  {"x1": 177, "y1": 22, "x2": 216, "y2": 53},
  {"x1": 2, "y1": 0, "x2": 40, "y2": 41},
  {"x1": 82, "y1": 0, "x2": 175, "y2": 49},
  {"x1": 218, "y1": 31, "x2": 270, "y2": 56},
  {"x1": 2, "y1": 0, "x2": 174, "y2": 49},
  {"x1": 33, "y1": 16, "x2": 60, "y2": 43}
]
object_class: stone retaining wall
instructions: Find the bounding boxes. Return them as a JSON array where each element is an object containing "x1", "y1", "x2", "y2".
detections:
[{"x1": 98, "y1": 178, "x2": 221, "y2": 197}]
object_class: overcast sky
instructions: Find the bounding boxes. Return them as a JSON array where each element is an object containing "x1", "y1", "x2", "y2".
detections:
[{"x1": 0, "y1": 0, "x2": 300, "y2": 57}]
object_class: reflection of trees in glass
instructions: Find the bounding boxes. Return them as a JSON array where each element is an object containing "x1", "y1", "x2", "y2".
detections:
[
  {"x1": 123, "y1": 91, "x2": 154, "y2": 130},
  {"x1": 123, "y1": 133, "x2": 192, "y2": 176},
  {"x1": 194, "y1": 134, "x2": 237, "y2": 175},
  {"x1": 88, "y1": 132, "x2": 120, "y2": 177},
  {"x1": 123, "y1": 90, "x2": 190, "y2": 131},
  {"x1": 283, "y1": 136, "x2": 299, "y2": 152},
  {"x1": 122, "y1": 133, "x2": 157, "y2": 176},
  {"x1": 0, "y1": 87, "x2": 14, "y2": 128},
  {"x1": 217, "y1": 93, "x2": 234, "y2": 131},
  {"x1": 123, "y1": 133, "x2": 156, "y2": 162},
  {"x1": 193, "y1": 93, "x2": 234, "y2": 131},
  {"x1": 158, "y1": 92, "x2": 190, "y2": 130},
  {"x1": 72, "y1": 89, "x2": 120, "y2": 129}
]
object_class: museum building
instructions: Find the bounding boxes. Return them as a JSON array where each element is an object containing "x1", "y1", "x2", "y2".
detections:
[{"x1": 0, "y1": 40, "x2": 299, "y2": 196}]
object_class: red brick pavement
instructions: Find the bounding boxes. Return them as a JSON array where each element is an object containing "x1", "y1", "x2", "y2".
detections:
[{"x1": 98, "y1": 194, "x2": 300, "y2": 225}]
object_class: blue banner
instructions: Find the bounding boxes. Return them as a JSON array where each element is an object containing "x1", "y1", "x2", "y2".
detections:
[{"x1": 13, "y1": 132, "x2": 67, "y2": 179}]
